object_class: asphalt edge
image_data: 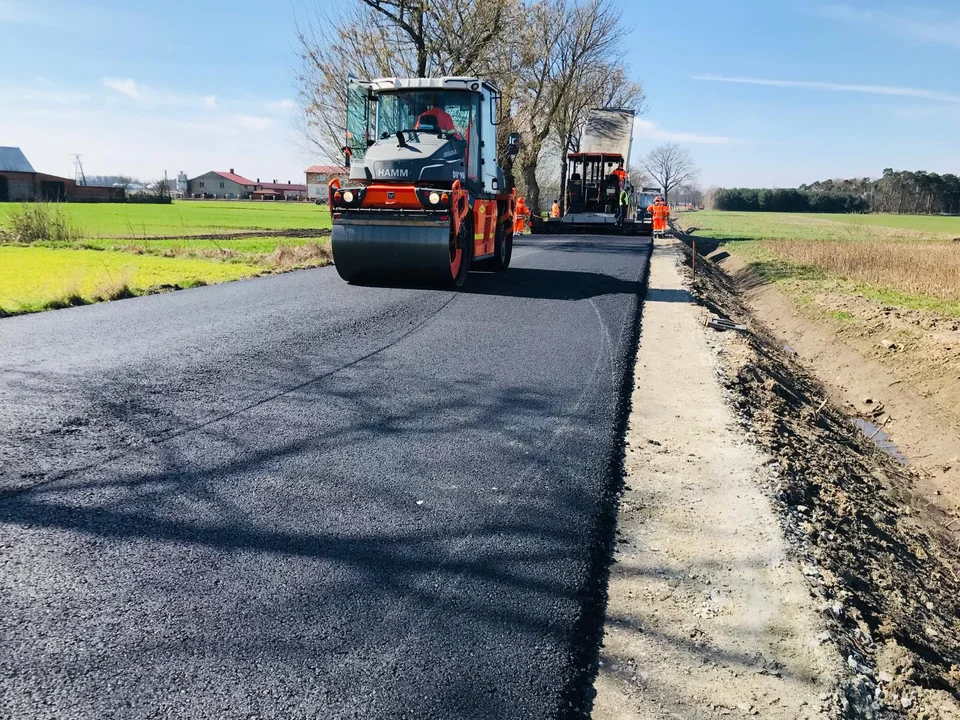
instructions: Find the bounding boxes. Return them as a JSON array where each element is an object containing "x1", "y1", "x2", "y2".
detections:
[{"x1": 556, "y1": 239, "x2": 654, "y2": 719}]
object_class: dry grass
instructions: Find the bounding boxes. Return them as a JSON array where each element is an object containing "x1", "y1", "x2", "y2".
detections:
[
  {"x1": 764, "y1": 239, "x2": 960, "y2": 302},
  {"x1": 267, "y1": 242, "x2": 333, "y2": 269},
  {"x1": 6, "y1": 203, "x2": 81, "y2": 243},
  {"x1": 91, "y1": 267, "x2": 136, "y2": 302}
]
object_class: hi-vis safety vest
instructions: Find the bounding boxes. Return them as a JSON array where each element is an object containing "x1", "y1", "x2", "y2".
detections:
[{"x1": 619, "y1": 190, "x2": 628, "y2": 206}]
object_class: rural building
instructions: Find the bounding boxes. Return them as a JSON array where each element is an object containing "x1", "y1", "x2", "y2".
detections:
[
  {"x1": 187, "y1": 170, "x2": 257, "y2": 199},
  {"x1": 0, "y1": 146, "x2": 124, "y2": 202},
  {"x1": 305, "y1": 165, "x2": 348, "y2": 200},
  {"x1": 252, "y1": 180, "x2": 307, "y2": 201}
]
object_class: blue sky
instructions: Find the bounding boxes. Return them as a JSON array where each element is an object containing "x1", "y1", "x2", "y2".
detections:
[
  {"x1": 626, "y1": 0, "x2": 960, "y2": 187},
  {"x1": 2, "y1": 0, "x2": 959, "y2": 187}
]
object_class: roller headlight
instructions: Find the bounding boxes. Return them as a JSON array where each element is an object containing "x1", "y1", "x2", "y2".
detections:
[
  {"x1": 428, "y1": 192, "x2": 441, "y2": 205},
  {"x1": 342, "y1": 190, "x2": 355, "y2": 203}
]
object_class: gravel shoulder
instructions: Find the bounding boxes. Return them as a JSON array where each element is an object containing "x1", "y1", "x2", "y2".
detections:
[{"x1": 592, "y1": 239, "x2": 841, "y2": 719}]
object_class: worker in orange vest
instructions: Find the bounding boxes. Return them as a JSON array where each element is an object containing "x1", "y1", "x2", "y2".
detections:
[
  {"x1": 646, "y1": 196, "x2": 659, "y2": 224},
  {"x1": 612, "y1": 161, "x2": 627, "y2": 188},
  {"x1": 514, "y1": 196, "x2": 529, "y2": 234},
  {"x1": 551, "y1": 199, "x2": 561, "y2": 218},
  {"x1": 648, "y1": 196, "x2": 670, "y2": 235}
]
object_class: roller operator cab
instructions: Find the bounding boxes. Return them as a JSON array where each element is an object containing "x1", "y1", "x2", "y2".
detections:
[{"x1": 328, "y1": 77, "x2": 520, "y2": 287}]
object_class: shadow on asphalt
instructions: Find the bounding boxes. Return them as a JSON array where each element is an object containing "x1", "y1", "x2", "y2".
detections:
[
  {"x1": 522, "y1": 236, "x2": 652, "y2": 256},
  {"x1": 645, "y1": 288, "x2": 693, "y2": 304},
  {"x1": 465, "y1": 267, "x2": 644, "y2": 300},
  {"x1": 0, "y1": 363, "x2": 629, "y2": 715}
]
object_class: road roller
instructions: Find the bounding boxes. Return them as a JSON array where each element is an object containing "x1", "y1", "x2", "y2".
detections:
[{"x1": 328, "y1": 77, "x2": 521, "y2": 287}]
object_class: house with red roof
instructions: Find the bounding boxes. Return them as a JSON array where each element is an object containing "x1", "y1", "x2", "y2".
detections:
[
  {"x1": 252, "y1": 180, "x2": 307, "y2": 201},
  {"x1": 186, "y1": 169, "x2": 257, "y2": 199},
  {"x1": 305, "y1": 165, "x2": 348, "y2": 200}
]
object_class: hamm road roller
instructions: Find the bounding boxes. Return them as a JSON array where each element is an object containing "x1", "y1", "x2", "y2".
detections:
[{"x1": 329, "y1": 77, "x2": 520, "y2": 287}]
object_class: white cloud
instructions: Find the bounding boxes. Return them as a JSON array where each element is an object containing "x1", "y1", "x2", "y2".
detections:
[
  {"x1": 265, "y1": 99, "x2": 296, "y2": 113},
  {"x1": 102, "y1": 78, "x2": 227, "y2": 111},
  {"x1": 103, "y1": 77, "x2": 141, "y2": 100},
  {"x1": 1, "y1": 78, "x2": 311, "y2": 181},
  {"x1": 816, "y1": 3, "x2": 960, "y2": 49},
  {"x1": 693, "y1": 74, "x2": 960, "y2": 104},
  {"x1": 233, "y1": 114, "x2": 274, "y2": 131},
  {"x1": 633, "y1": 118, "x2": 732, "y2": 145}
]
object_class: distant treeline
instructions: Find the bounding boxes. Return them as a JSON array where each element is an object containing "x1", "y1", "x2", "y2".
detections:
[
  {"x1": 713, "y1": 169, "x2": 960, "y2": 215},
  {"x1": 801, "y1": 169, "x2": 960, "y2": 215},
  {"x1": 712, "y1": 188, "x2": 868, "y2": 214}
]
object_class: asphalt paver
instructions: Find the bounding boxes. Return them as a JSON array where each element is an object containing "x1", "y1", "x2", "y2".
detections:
[{"x1": 0, "y1": 235, "x2": 651, "y2": 719}]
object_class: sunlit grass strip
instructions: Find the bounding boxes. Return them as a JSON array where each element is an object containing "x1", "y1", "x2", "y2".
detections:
[
  {"x1": 0, "y1": 201, "x2": 332, "y2": 238},
  {"x1": 0, "y1": 247, "x2": 261, "y2": 316}
]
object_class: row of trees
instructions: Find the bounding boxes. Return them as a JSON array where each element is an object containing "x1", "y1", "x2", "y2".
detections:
[
  {"x1": 801, "y1": 169, "x2": 960, "y2": 215},
  {"x1": 712, "y1": 188, "x2": 868, "y2": 214},
  {"x1": 296, "y1": 0, "x2": 646, "y2": 211}
]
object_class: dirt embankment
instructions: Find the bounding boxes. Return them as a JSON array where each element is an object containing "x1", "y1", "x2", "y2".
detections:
[{"x1": 679, "y1": 240, "x2": 960, "y2": 718}]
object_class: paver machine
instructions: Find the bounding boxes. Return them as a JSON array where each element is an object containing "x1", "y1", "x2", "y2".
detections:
[
  {"x1": 328, "y1": 77, "x2": 520, "y2": 287},
  {"x1": 531, "y1": 108, "x2": 648, "y2": 236}
]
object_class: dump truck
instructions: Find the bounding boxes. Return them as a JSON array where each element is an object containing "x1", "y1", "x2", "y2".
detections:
[
  {"x1": 531, "y1": 108, "x2": 648, "y2": 236},
  {"x1": 328, "y1": 77, "x2": 520, "y2": 287}
]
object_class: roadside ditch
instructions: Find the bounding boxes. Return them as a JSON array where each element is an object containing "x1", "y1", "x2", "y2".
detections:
[{"x1": 678, "y1": 237, "x2": 960, "y2": 718}]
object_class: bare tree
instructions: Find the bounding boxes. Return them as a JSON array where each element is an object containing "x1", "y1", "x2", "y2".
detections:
[
  {"x1": 296, "y1": 0, "x2": 521, "y2": 163},
  {"x1": 513, "y1": 0, "x2": 634, "y2": 210},
  {"x1": 152, "y1": 178, "x2": 171, "y2": 199},
  {"x1": 628, "y1": 164, "x2": 653, "y2": 189},
  {"x1": 550, "y1": 63, "x2": 645, "y2": 213},
  {"x1": 671, "y1": 183, "x2": 703, "y2": 207},
  {"x1": 643, "y1": 144, "x2": 699, "y2": 203},
  {"x1": 359, "y1": 1, "x2": 430, "y2": 77}
]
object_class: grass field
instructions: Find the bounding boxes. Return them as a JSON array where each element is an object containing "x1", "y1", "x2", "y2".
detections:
[
  {"x1": 0, "y1": 201, "x2": 332, "y2": 238},
  {"x1": 0, "y1": 247, "x2": 261, "y2": 315},
  {"x1": 0, "y1": 201, "x2": 334, "y2": 316},
  {"x1": 676, "y1": 211, "x2": 960, "y2": 316}
]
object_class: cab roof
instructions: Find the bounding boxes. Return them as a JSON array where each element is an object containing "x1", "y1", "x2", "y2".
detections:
[{"x1": 352, "y1": 77, "x2": 499, "y2": 94}]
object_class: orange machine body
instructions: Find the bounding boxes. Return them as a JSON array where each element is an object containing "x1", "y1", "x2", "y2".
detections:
[{"x1": 329, "y1": 178, "x2": 515, "y2": 264}]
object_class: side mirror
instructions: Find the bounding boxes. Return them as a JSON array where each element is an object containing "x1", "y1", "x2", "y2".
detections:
[
  {"x1": 507, "y1": 132, "x2": 521, "y2": 156},
  {"x1": 342, "y1": 146, "x2": 352, "y2": 169},
  {"x1": 491, "y1": 178, "x2": 499, "y2": 191}
]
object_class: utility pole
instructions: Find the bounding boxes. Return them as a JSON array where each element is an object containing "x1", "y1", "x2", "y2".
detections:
[{"x1": 73, "y1": 154, "x2": 87, "y2": 186}]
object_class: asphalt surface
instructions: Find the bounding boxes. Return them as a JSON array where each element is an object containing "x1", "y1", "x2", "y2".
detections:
[{"x1": 0, "y1": 234, "x2": 652, "y2": 719}]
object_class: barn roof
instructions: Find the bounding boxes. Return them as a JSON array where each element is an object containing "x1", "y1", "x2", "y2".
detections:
[
  {"x1": 212, "y1": 170, "x2": 256, "y2": 186},
  {"x1": 305, "y1": 165, "x2": 347, "y2": 175},
  {"x1": 0, "y1": 147, "x2": 36, "y2": 173},
  {"x1": 257, "y1": 183, "x2": 307, "y2": 192}
]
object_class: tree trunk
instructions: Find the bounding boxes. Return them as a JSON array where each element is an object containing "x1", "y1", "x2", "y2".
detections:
[
  {"x1": 523, "y1": 161, "x2": 541, "y2": 215},
  {"x1": 502, "y1": 155, "x2": 516, "y2": 196},
  {"x1": 416, "y1": 7, "x2": 427, "y2": 77}
]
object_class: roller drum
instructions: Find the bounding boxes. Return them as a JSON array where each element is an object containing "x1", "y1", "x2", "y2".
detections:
[{"x1": 332, "y1": 219, "x2": 458, "y2": 285}]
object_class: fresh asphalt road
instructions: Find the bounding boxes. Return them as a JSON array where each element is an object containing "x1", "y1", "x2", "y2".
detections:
[{"x1": 0, "y1": 234, "x2": 652, "y2": 719}]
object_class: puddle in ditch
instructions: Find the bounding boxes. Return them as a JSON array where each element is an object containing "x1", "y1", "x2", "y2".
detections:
[{"x1": 854, "y1": 419, "x2": 909, "y2": 465}]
